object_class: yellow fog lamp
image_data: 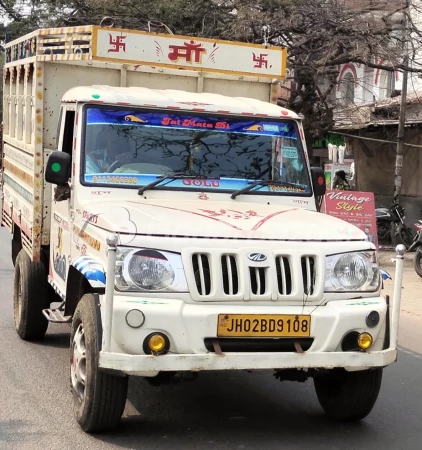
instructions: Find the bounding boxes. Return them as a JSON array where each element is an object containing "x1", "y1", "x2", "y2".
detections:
[
  {"x1": 149, "y1": 334, "x2": 166, "y2": 352},
  {"x1": 144, "y1": 333, "x2": 169, "y2": 355},
  {"x1": 357, "y1": 332, "x2": 373, "y2": 350}
]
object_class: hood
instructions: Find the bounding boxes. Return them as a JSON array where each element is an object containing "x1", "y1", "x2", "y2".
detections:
[{"x1": 79, "y1": 199, "x2": 366, "y2": 242}]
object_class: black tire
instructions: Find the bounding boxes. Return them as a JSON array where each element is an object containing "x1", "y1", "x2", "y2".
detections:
[
  {"x1": 398, "y1": 225, "x2": 413, "y2": 249},
  {"x1": 314, "y1": 368, "x2": 382, "y2": 422},
  {"x1": 70, "y1": 294, "x2": 128, "y2": 433},
  {"x1": 414, "y1": 250, "x2": 422, "y2": 278},
  {"x1": 13, "y1": 249, "x2": 49, "y2": 340},
  {"x1": 390, "y1": 222, "x2": 398, "y2": 246}
]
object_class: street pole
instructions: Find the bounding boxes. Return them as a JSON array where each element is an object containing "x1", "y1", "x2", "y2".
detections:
[
  {"x1": 394, "y1": 9, "x2": 409, "y2": 204},
  {"x1": 394, "y1": 59, "x2": 408, "y2": 203}
]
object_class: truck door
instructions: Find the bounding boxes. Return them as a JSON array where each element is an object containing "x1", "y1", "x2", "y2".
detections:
[{"x1": 49, "y1": 107, "x2": 75, "y2": 296}]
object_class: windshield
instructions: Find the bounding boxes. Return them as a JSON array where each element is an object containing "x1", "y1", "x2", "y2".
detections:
[{"x1": 82, "y1": 106, "x2": 311, "y2": 196}]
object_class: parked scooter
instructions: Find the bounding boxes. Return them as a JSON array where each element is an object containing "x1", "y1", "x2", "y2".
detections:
[
  {"x1": 408, "y1": 214, "x2": 422, "y2": 278},
  {"x1": 376, "y1": 202, "x2": 413, "y2": 248}
]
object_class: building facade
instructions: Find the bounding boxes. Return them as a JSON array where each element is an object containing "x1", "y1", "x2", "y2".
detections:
[{"x1": 332, "y1": 1, "x2": 422, "y2": 227}]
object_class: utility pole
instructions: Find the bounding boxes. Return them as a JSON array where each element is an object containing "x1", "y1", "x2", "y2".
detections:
[
  {"x1": 394, "y1": 10, "x2": 409, "y2": 204},
  {"x1": 394, "y1": 58, "x2": 408, "y2": 203}
]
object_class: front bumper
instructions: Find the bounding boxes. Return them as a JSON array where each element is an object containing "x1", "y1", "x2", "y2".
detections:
[
  {"x1": 99, "y1": 348, "x2": 397, "y2": 376},
  {"x1": 98, "y1": 296, "x2": 393, "y2": 375},
  {"x1": 99, "y1": 243, "x2": 405, "y2": 377}
]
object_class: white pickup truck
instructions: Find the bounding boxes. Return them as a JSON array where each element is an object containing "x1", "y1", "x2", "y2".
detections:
[{"x1": 2, "y1": 25, "x2": 404, "y2": 432}]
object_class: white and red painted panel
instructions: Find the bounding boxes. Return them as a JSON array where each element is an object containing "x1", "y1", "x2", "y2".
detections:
[{"x1": 93, "y1": 27, "x2": 287, "y2": 79}]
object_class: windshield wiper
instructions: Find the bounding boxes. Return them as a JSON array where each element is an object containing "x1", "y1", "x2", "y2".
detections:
[
  {"x1": 231, "y1": 180, "x2": 304, "y2": 199},
  {"x1": 138, "y1": 173, "x2": 188, "y2": 195},
  {"x1": 138, "y1": 173, "x2": 218, "y2": 195}
]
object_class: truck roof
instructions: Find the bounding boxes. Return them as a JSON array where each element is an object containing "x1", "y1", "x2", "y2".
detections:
[{"x1": 62, "y1": 86, "x2": 299, "y2": 119}]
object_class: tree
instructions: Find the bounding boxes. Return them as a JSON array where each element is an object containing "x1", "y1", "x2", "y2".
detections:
[{"x1": 2, "y1": 0, "x2": 422, "y2": 153}]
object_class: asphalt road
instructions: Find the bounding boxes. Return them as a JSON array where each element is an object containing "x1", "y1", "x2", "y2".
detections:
[{"x1": 0, "y1": 227, "x2": 422, "y2": 450}]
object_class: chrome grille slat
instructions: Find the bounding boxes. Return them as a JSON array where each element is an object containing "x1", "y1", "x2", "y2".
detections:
[
  {"x1": 279, "y1": 257, "x2": 287, "y2": 294},
  {"x1": 226, "y1": 255, "x2": 234, "y2": 295},
  {"x1": 306, "y1": 257, "x2": 311, "y2": 293},
  {"x1": 276, "y1": 256, "x2": 292, "y2": 295},
  {"x1": 301, "y1": 256, "x2": 316, "y2": 296},
  {"x1": 250, "y1": 267, "x2": 266, "y2": 295},
  {"x1": 221, "y1": 254, "x2": 239, "y2": 295},
  {"x1": 192, "y1": 253, "x2": 211, "y2": 296},
  {"x1": 197, "y1": 255, "x2": 206, "y2": 295},
  {"x1": 255, "y1": 268, "x2": 261, "y2": 294}
]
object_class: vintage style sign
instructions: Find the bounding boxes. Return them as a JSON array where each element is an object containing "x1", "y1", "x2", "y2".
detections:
[
  {"x1": 322, "y1": 190, "x2": 378, "y2": 249},
  {"x1": 92, "y1": 27, "x2": 287, "y2": 78}
]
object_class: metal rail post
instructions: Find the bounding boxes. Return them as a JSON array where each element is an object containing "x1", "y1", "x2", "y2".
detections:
[
  {"x1": 391, "y1": 244, "x2": 406, "y2": 350},
  {"x1": 103, "y1": 234, "x2": 118, "y2": 353}
]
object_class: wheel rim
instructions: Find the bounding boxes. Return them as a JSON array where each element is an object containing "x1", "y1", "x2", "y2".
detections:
[{"x1": 71, "y1": 323, "x2": 87, "y2": 402}]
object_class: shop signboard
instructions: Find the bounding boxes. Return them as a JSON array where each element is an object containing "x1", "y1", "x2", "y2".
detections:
[{"x1": 322, "y1": 189, "x2": 378, "y2": 249}]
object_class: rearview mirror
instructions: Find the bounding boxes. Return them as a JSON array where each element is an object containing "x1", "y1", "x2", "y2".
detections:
[
  {"x1": 45, "y1": 152, "x2": 71, "y2": 186},
  {"x1": 311, "y1": 167, "x2": 326, "y2": 197}
]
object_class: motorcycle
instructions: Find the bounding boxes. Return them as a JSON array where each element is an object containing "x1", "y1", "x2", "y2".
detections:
[
  {"x1": 376, "y1": 202, "x2": 413, "y2": 248},
  {"x1": 408, "y1": 214, "x2": 422, "y2": 278}
]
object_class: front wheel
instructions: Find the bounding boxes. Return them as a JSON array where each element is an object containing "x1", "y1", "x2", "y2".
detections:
[
  {"x1": 414, "y1": 250, "x2": 422, "y2": 278},
  {"x1": 70, "y1": 294, "x2": 128, "y2": 433},
  {"x1": 397, "y1": 224, "x2": 413, "y2": 249},
  {"x1": 314, "y1": 368, "x2": 382, "y2": 422}
]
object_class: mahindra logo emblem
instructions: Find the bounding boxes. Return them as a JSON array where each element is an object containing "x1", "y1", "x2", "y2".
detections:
[{"x1": 248, "y1": 253, "x2": 267, "y2": 262}]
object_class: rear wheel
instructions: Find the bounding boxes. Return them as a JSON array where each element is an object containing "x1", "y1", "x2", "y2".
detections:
[
  {"x1": 71, "y1": 294, "x2": 128, "y2": 432},
  {"x1": 13, "y1": 249, "x2": 50, "y2": 340},
  {"x1": 314, "y1": 368, "x2": 382, "y2": 422},
  {"x1": 414, "y1": 250, "x2": 422, "y2": 278}
]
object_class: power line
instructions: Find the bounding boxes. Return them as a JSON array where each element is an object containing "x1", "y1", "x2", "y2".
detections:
[{"x1": 331, "y1": 131, "x2": 422, "y2": 149}]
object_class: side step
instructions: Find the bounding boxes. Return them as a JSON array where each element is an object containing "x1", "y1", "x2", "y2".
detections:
[{"x1": 42, "y1": 301, "x2": 72, "y2": 323}]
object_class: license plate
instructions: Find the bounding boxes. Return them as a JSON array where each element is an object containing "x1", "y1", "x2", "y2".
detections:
[{"x1": 217, "y1": 314, "x2": 311, "y2": 337}]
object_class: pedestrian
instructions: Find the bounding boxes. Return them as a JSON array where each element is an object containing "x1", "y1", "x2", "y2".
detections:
[
  {"x1": 364, "y1": 226, "x2": 376, "y2": 245},
  {"x1": 333, "y1": 170, "x2": 350, "y2": 191}
]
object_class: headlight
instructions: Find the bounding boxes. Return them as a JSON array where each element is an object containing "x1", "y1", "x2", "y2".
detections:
[
  {"x1": 325, "y1": 251, "x2": 380, "y2": 292},
  {"x1": 115, "y1": 247, "x2": 188, "y2": 292}
]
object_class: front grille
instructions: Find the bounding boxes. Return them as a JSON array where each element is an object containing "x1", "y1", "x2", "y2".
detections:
[
  {"x1": 188, "y1": 251, "x2": 321, "y2": 301},
  {"x1": 204, "y1": 338, "x2": 314, "y2": 353},
  {"x1": 301, "y1": 256, "x2": 316, "y2": 295},
  {"x1": 192, "y1": 253, "x2": 211, "y2": 296},
  {"x1": 249, "y1": 267, "x2": 267, "y2": 295},
  {"x1": 221, "y1": 255, "x2": 239, "y2": 295},
  {"x1": 276, "y1": 256, "x2": 292, "y2": 295}
]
